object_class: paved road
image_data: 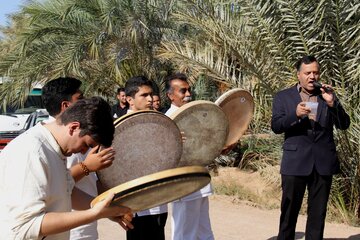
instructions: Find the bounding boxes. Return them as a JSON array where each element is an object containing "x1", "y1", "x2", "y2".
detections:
[{"x1": 97, "y1": 195, "x2": 360, "y2": 240}]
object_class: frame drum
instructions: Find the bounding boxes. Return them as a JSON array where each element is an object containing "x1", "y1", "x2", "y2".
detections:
[
  {"x1": 97, "y1": 110, "x2": 183, "y2": 190},
  {"x1": 170, "y1": 100, "x2": 229, "y2": 167},
  {"x1": 215, "y1": 89, "x2": 254, "y2": 147},
  {"x1": 91, "y1": 166, "x2": 211, "y2": 212}
]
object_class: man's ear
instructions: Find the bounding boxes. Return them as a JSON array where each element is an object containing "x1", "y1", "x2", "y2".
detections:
[
  {"x1": 167, "y1": 92, "x2": 174, "y2": 102},
  {"x1": 61, "y1": 101, "x2": 70, "y2": 112},
  {"x1": 126, "y1": 96, "x2": 133, "y2": 106},
  {"x1": 68, "y1": 122, "x2": 81, "y2": 136}
]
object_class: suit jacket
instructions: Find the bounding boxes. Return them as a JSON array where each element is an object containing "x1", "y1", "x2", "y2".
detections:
[{"x1": 271, "y1": 85, "x2": 350, "y2": 176}]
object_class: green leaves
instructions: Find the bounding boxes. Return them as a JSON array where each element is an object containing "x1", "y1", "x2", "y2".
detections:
[{"x1": 0, "y1": 0, "x2": 171, "y2": 100}]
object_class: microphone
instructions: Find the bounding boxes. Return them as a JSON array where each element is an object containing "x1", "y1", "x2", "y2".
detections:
[{"x1": 313, "y1": 81, "x2": 332, "y2": 93}]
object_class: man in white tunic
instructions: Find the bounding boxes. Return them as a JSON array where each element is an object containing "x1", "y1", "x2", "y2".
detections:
[
  {"x1": 165, "y1": 73, "x2": 214, "y2": 240},
  {"x1": 0, "y1": 97, "x2": 132, "y2": 240}
]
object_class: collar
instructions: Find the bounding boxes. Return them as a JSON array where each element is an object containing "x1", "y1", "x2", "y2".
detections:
[
  {"x1": 297, "y1": 83, "x2": 317, "y2": 96},
  {"x1": 170, "y1": 104, "x2": 179, "y2": 111},
  {"x1": 39, "y1": 124, "x2": 66, "y2": 160}
]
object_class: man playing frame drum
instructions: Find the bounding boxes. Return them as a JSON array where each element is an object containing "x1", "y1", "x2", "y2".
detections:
[
  {"x1": 42, "y1": 77, "x2": 119, "y2": 239},
  {"x1": 96, "y1": 76, "x2": 211, "y2": 240},
  {"x1": 124, "y1": 76, "x2": 169, "y2": 240},
  {"x1": 165, "y1": 73, "x2": 215, "y2": 240},
  {"x1": 0, "y1": 97, "x2": 132, "y2": 240}
]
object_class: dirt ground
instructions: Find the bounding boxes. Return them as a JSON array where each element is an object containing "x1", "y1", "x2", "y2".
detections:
[{"x1": 97, "y1": 168, "x2": 360, "y2": 240}]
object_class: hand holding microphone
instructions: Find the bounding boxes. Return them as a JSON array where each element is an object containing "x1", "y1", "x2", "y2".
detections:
[
  {"x1": 313, "y1": 81, "x2": 335, "y2": 107},
  {"x1": 313, "y1": 81, "x2": 332, "y2": 93}
]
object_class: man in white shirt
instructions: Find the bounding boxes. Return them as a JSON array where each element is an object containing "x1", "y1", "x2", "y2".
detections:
[
  {"x1": 0, "y1": 97, "x2": 133, "y2": 240},
  {"x1": 124, "y1": 76, "x2": 168, "y2": 240},
  {"x1": 165, "y1": 73, "x2": 214, "y2": 240},
  {"x1": 42, "y1": 77, "x2": 117, "y2": 239}
]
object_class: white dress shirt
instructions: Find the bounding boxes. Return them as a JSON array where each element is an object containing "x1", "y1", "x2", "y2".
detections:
[{"x1": 0, "y1": 123, "x2": 74, "y2": 240}]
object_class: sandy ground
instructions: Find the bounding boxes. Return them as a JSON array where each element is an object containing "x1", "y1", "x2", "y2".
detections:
[{"x1": 97, "y1": 195, "x2": 360, "y2": 240}]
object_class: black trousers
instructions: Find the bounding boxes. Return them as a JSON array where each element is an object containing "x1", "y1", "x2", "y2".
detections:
[
  {"x1": 126, "y1": 212, "x2": 168, "y2": 240},
  {"x1": 277, "y1": 169, "x2": 332, "y2": 240}
]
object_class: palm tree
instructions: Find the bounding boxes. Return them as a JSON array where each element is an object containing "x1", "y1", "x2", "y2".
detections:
[{"x1": 0, "y1": 0, "x2": 170, "y2": 102}]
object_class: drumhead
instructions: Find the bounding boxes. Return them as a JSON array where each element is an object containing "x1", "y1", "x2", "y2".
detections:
[
  {"x1": 97, "y1": 110, "x2": 183, "y2": 190},
  {"x1": 170, "y1": 100, "x2": 228, "y2": 167},
  {"x1": 215, "y1": 89, "x2": 254, "y2": 147},
  {"x1": 91, "y1": 166, "x2": 211, "y2": 212}
]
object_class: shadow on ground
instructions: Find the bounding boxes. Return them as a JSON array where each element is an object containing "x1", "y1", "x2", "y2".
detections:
[
  {"x1": 267, "y1": 232, "x2": 304, "y2": 240},
  {"x1": 267, "y1": 232, "x2": 360, "y2": 240},
  {"x1": 325, "y1": 234, "x2": 360, "y2": 240}
]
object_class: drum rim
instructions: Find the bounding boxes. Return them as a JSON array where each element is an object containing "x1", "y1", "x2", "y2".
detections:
[
  {"x1": 215, "y1": 88, "x2": 254, "y2": 107},
  {"x1": 215, "y1": 88, "x2": 254, "y2": 146},
  {"x1": 169, "y1": 100, "x2": 221, "y2": 120},
  {"x1": 92, "y1": 166, "x2": 209, "y2": 207},
  {"x1": 113, "y1": 110, "x2": 162, "y2": 127}
]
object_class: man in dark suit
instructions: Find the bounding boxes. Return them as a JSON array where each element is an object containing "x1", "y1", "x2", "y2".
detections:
[{"x1": 271, "y1": 55, "x2": 350, "y2": 240}]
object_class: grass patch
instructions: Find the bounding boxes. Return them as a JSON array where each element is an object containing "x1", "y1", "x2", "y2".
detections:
[{"x1": 212, "y1": 168, "x2": 281, "y2": 210}]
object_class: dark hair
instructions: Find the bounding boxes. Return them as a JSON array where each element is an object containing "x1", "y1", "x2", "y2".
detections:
[
  {"x1": 42, "y1": 77, "x2": 82, "y2": 116},
  {"x1": 295, "y1": 55, "x2": 318, "y2": 71},
  {"x1": 125, "y1": 76, "x2": 152, "y2": 98},
  {"x1": 116, "y1": 87, "x2": 125, "y2": 95},
  {"x1": 165, "y1": 73, "x2": 188, "y2": 93},
  {"x1": 59, "y1": 97, "x2": 115, "y2": 147}
]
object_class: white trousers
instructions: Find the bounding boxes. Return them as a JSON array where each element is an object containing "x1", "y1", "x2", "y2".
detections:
[{"x1": 171, "y1": 197, "x2": 214, "y2": 240}]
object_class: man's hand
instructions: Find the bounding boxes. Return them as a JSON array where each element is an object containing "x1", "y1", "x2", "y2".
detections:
[
  {"x1": 319, "y1": 83, "x2": 335, "y2": 107},
  {"x1": 91, "y1": 193, "x2": 132, "y2": 224},
  {"x1": 296, "y1": 102, "x2": 311, "y2": 118},
  {"x1": 110, "y1": 213, "x2": 134, "y2": 231},
  {"x1": 84, "y1": 146, "x2": 115, "y2": 172},
  {"x1": 180, "y1": 131, "x2": 186, "y2": 143}
]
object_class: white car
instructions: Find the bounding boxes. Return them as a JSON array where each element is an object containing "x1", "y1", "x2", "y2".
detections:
[
  {"x1": 0, "y1": 113, "x2": 29, "y2": 150},
  {"x1": 0, "y1": 87, "x2": 48, "y2": 151},
  {"x1": 0, "y1": 108, "x2": 49, "y2": 151}
]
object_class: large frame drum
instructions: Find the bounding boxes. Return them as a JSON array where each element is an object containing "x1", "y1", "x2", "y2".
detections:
[
  {"x1": 170, "y1": 100, "x2": 229, "y2": 167},
  {"x1": 215, "y1": 89, "x2": 254, "y2": 148},
  {"x1": 92, "y1": 166, "x2": 211, "y2": 212},
  {"x1": 97, "y1": 110, "x2": 183, "y2": 190}
]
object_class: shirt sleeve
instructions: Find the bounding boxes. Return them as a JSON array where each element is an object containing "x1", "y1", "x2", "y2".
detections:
[{"x1": 1, "y1": 143, "x2": 49, "y2": 239}]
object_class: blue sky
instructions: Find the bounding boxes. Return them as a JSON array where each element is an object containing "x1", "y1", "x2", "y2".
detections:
[{"x1": 0, "y1": 0, "x2": 23, "y2": 26}]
